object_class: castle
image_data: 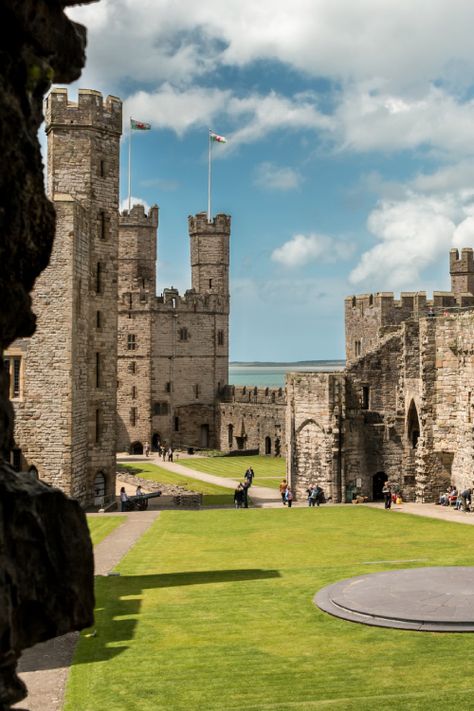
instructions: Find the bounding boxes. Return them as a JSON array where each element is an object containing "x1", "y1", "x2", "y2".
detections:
[
  {"x1": 6, "y1": 86, "x2": 474, "y2": 508},
  {"x1": 287, "y1": 249, "x2": 474, "y2": 503}
]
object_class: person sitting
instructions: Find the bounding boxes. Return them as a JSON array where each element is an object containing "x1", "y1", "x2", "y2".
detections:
[{"x1": 448, "y1": 487, "x2": 458, "y2": 506}]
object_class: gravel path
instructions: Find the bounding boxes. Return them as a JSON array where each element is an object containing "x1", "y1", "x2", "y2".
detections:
[{"x1": 14, "y1": 510, "x2": 159, "y2": 711}]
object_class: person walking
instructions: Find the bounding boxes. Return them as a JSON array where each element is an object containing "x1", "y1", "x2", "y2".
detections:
[
  {"x1": 120, "y1": 487, "x2": 129, "y2": 512},
  {"x1": 144, "y1": 441, "x2": 150, "y2": 457},
  {"x1": 244, "y1": 466, "x2": 255, "y2": 487},
  {"x1": 285, "y1": 488, "x2": 294, "y2": 508},
  {"x1": 234, "y1": 484, "x2": 244, "y2": 509},
  {"x1": 279, "y1": 479, "x2": 288, "y2": 505},
  {"x1": 311, "y1": 485, "x2": 322, "y2": 507},
  {"x1": 242, "y1": 480, "x2": 250, "y2": 508},
  {"x1": 382, "y1": 482, "x2": 392, "y2": 509}
]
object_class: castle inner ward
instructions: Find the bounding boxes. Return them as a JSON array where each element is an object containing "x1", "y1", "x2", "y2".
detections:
[{"x1": 5, "y1": 86, "x2": 474, "y2": 507}]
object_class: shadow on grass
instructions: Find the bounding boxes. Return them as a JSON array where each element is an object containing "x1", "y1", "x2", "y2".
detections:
[{"x1": 20, "y1": 569, "x2": 281, "y2": 671}]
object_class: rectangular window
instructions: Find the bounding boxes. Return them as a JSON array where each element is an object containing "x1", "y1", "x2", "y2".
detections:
[
  {"x1": 354, "y1": 340, "x2": 362, "y2": 357},
  {"x1": 130, "y1": 407, "x2": 137, "y2": 426},
  {"x1": 4, "y1": 356, "x2": 22, "y2": 399},
  {"x1": 96, "y1": 262, "x2": 102, "y2": 294},
  {"x1": 99, "y1": 211, "x2": 106, "y2": 240},
  {"x1": 11, "y1": 448, "x2": 22, "y2": 472},
  {"x1": 153, "y1": 402, "x2": 161, "y2": 416},
  {"x1": 362, "y1": 385, "x2": 370, "y2": 410},
  {"x1": 165, "y1": 381, "x2": 171, "y2": 393},
  {"x1": 179, "y1": 327, "x2": 188, "y2": 341},
  {"x1": 132, "y1": 385, "x2": 137, "y2": 399},
  {"x1": 194, "y1": 384, "x2": 199, "y2": 398},
  {"x1": 174, "y1": 416, "x2": 180, "y2": 432},
  {"x1": 95, "y1": 409, "x2": 102, "y2": 443},
  {"x1": 99, "y1": 159, "x2": 105, "y2": 177},
  {"x1": 95, "y1": 352, "x2": 101, "y2": 388},
  {"x1": 96, "y1": 310, "x2": 102, "y2": 329},
  {"x1": 217, "y1": 330, "x2": 224, "y2": 346},
  {"x1": 209, "y1": 278, "x2": 212, "y2": 289},
  {"x1": 127, "y1": 334, "x2": 136, "y2": 351},
  {"x1": 129, "y1": 361, "x2": 136, "y2": 374}
]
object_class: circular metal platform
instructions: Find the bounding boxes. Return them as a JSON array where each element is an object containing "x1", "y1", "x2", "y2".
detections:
[{"x1": 315, "y1": 567, "x2": 474, "y2": 632}]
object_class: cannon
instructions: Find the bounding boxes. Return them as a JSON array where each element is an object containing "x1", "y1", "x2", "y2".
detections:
[{"x1": 124, "y1": 491, "x2": 162, "y2": 511}]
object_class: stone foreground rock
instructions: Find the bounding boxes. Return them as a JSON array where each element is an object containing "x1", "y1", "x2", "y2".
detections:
[{"x1": 0, "y1": 1, "x2": 96, "y2": 708}]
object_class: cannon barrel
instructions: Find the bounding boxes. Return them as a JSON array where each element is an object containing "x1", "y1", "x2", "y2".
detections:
[{"x1": 129, "y1": 491, "x2": 162, "y2": 502}]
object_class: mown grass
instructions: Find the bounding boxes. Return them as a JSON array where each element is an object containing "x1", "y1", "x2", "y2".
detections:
[
  {"x1": 179, "y1": 454, "x2": 286, "y2": 489},
  {"x1": 86, "y1": 515, "x2": 124, "y2": 546},
  {"x1": 67, "y1": 507, "x2": 474, "y2": 710},
  {"x1": 119, "y1": 462, "x2": 235, "y2": 506}
]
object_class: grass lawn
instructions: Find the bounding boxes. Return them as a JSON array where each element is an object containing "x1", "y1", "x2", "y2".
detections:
[
  {"x1": 86, "y1": 515, "x2": 124, "y2": 546},
  {"x1": 67, "y1": 507, "x2": 474, "y2": 710},
  {"x1": 119, "y1": 462, "x2": 236, "y2": 506},
  {"x1": 179, "y1": 454, "x2": 286, "y2": 489}
]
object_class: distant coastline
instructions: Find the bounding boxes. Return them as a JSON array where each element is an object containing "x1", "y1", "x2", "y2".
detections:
[{"x1": 229, "y1": 360, "x2": 345, "y2": 387}]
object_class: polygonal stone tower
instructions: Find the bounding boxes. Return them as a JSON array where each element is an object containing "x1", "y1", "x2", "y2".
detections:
[{"x1": 7, "y1": 88, "x2": 122, "y2": 506}]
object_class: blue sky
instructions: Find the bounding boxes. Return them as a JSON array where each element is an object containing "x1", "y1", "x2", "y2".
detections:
[{"x1": 65, "y1": 0, "x2": 474, "y2": 361}]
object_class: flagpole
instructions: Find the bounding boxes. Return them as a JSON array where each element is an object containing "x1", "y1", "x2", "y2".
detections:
[
  {"x1": 128, "y1": 117, "x2": 132, "y2": 212},
  {"x1": 208, "y1": 129, "x2": 212, "y2": 222}
]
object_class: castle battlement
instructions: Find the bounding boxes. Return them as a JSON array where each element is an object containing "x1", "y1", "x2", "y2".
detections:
[
  {"x1": 220, "y1": 385, "x2": 286, "y2": 405},
  {"x1": 45, "y1": 88, "x2": 122, "y2": 135},
  {"x1": 188, "y1": 212, "x2": 231, "y2": 235},
  {"x1": 119, "y1": 204, "x2": 159, "y2": 227},
  {"x1": 450, "y1": 247, "x2": 474, "y2": 273}
]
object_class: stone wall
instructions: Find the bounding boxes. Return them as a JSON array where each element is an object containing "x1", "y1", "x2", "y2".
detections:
[
  {"x1": 7, "y1": 87, "x2": 122, "y2": 506},
  {"x1": 218, "y1": 386, "x2": 286, "y2": 455},
  {"x1": 286, "y1": 372, "x2": 345, "y2": 502},
  {"x1": 117, "y1": 210, "x2": 230, "y2": 452}
]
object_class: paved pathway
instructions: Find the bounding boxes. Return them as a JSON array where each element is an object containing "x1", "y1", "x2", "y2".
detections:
[
  {"x1": 14, "y1": 510, "x2": 159, "y2": 711},
  {"x1": 366, "y1": 501, "x2": 474, "y2": 526},
  {"x1": 118, "y1": 454, "x2": 286, "y2": 507}
]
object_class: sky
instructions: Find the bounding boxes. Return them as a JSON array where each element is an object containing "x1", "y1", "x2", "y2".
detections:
[{"x1": 64, "y1": 0, "x2": 474, "y2": 361}]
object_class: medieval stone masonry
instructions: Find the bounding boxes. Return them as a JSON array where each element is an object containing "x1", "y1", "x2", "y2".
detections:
[
  {"x1": 117, "y1": 209, "x2": 230, "y2": 453},
  {"x1": 287, "y1": 248, "x2": 474, "y2": 504},
  {"x1": 5, "y1": 88, "x2": 122, "y2": 507}
]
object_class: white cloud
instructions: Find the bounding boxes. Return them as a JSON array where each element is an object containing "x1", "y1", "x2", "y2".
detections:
[
  {"x1": 272, "y1": 233, "x2": 353, "y2": 268},
  {"x1": 68, "y1": 1, "x2": 474, "y2": 92},
  {"x1": 120, "y1": 196, "x2": 150, "y2": 212},
  {"x1": 254, "y1": 162, "x2": 302, "y2": 191}
]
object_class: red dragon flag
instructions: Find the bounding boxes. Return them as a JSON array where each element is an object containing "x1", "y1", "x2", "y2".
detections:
[
  {"x1": 209, "y1": 130, "x2": 227, "y2": 143},
  {"x1": 130, "y1": 118, "x2": 151, "y2": 130}
]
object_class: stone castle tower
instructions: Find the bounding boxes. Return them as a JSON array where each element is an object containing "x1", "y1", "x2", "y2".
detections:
[
  {"x1": 117, "y1": 210, "x2": 230, "y2": 452},
  {"x1": 5, "y1": 88, "x2": 122, "y2": 506}
]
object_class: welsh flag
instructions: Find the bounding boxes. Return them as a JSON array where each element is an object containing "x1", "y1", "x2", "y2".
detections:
[
  {"x1": 210, "y1": 131, "x2": 227, "y2": 143},
  {"x1": 131, "y1": 118, "x2": 151, "y2": 130}
]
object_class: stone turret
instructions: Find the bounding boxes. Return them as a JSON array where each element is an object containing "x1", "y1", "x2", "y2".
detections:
[
  {"x1": 450, "y1": 248, "x2": 474, "y2": 296},
  {"x1": 189, "y1": 212, "x2": 230, "y2": 298}
]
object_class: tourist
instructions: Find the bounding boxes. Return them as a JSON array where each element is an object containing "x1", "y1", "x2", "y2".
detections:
[
  {"x1": 234, "y1": 484, "x2": 244, "y2": 509},
  {"x1": 382, "y1": 482, "x2": 392, "y2": 509},
  {"x1": 120, "y1": 487, "x2": 129, "y2": 512},
  {"x1": 279, "y1": 479, "x2": 288, "y2": 505},
  {"x1": 460, "y1": 488, "x2": 472, "y2": 512},
  {"x1": 161, "y1": 446, "x2": 166, "y2": 461},
  {"x1": 306, "y1": 487, "x2": 313, "y2": 506},
  {"x1": 135, "y1": 485, "x2": 144, "y2": 497},
  {"x1": 244, "y1": 466, "x2": 254, "y2": 487},
  {"x1": 144, "y1": 441, "x2": 150, "y2": 457},
  {"x1": 311, "y1": 485, "x2": 323, "y2": 507},
  {"x1": 242, "y1": 479, "x2": 250, "y2": 508},
  {"x1": 168, "y1": 447, "x2": 173, "y2": 462},
  {"x1": 285, "y1": 487, "x2": 294, "y2": 508}
]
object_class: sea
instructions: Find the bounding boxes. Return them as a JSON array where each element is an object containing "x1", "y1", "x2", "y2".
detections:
[{"x1": 229, "y1": 361, "x2": 345, "y2": 388}]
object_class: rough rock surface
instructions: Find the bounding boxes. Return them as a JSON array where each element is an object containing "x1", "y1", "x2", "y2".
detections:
[{"x1": 0, "y1": 2, "x2": 96, "y2": 708}]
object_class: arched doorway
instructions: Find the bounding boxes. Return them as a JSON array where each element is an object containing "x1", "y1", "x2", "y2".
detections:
[
  {"x1": 265, "y1": 436, "x2": 272, "y2": 455},
  {"x1": 372, "y1": 471, "x2": 387, "y2": 500},
  {"x1": 94, "y1": 471, "x2": 106, "y2": 507},
  {"x1": 131, "y1": 441, "x2": 143, "y2": 455},
  {"x1": 407, "y1": 400, "x2": 420, "y2": 449},
  {"x1": 152, "y1": 432, "x2": 161, "y2": 451}
]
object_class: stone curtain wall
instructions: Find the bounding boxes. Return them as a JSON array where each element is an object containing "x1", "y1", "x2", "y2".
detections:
[
  {"x1": 0, "y1": 2, "x2": 95, "y2": 707},
  {"x1": 286, "y1": 372, "x2": 345, "y2": 502}
]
